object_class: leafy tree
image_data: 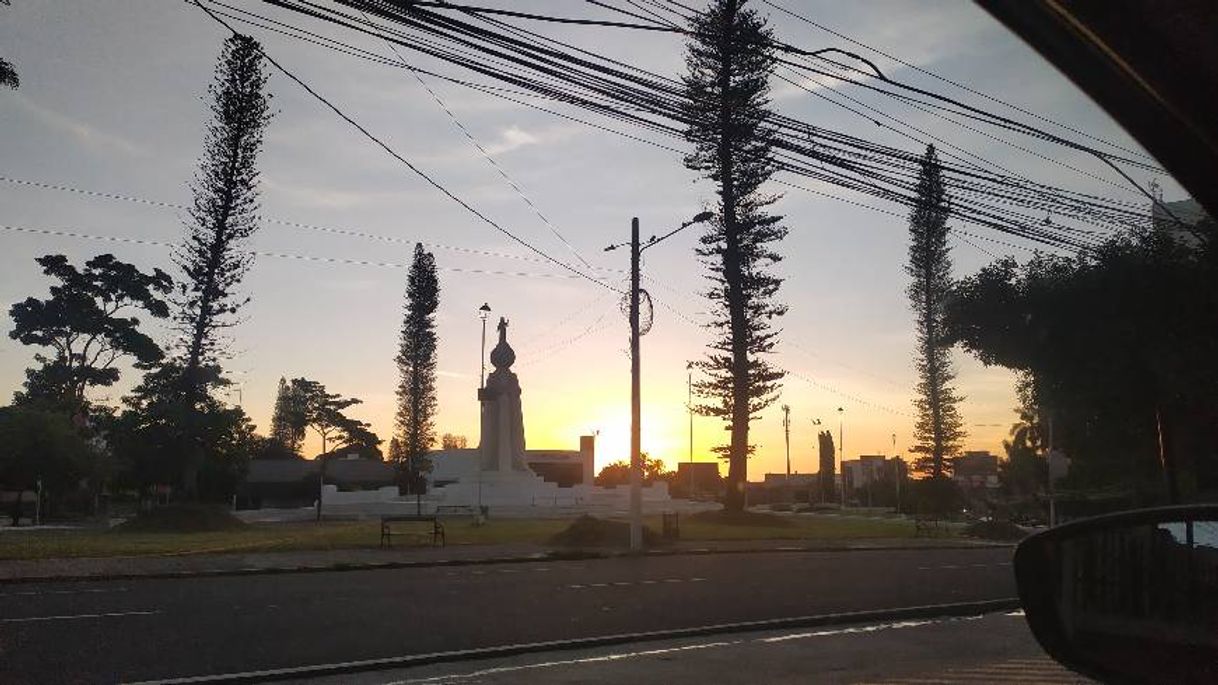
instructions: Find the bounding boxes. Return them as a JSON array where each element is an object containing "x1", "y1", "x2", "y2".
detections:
[
  {"x1": 111, "y1": 361, "x2": 253, "y2": 501},
  {"x1": 441, "y1": 433, "x2": 468, "y2": 450},
  {"x1": 0, "y1": 1, "x2": 16, "y2": 90},
  {"x1": 250, "y1": 435, "x2": 302, "y2": 461},
  {"x1": 595, "y1": 455, "x2": 667, "y2": 486},
  {"x1": 945, "y1": 220, "x2": 1218, "y2": 498},
  {"x1": 387, "y1": 436, "x2": 406, "y2": 465},
  {"x1": 906, "y1": 145, "x2": 965, "y2": 478},
  {"x1": 0, "y1": 406, "x2": 92, "y2": 524},
  {"x1": 682, "y1": 0, "x2": 787, "y2": 511},
  {"x1": 395, "y1": 244, "x2": 440, "y2": 489},
  {"x1": 0, "y1": 58, "x2": 16, "y2": 90},
  {"x1": 817, "y1": 430, "x2": 835, "y2": 502},
  {"x1": 269, "y1": 377, "x2": 304, "y2": 453},
  {"x1": 172, "y1": 34, "x2": 272, "y2": 496},
  {"x1": 291, "y1": 378, "x2": 375, "y2": 456},
  {"x1": 9, "y1": 254, "x2": 171, "y2": 412}
]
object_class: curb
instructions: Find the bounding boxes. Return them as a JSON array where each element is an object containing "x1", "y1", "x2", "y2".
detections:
[
  {"x1": 0, "y1": 540, "x2": 1014, "y2": 586},
  {"x1": 124, "y1": 598, "x2": 1022, "y2": 684}
]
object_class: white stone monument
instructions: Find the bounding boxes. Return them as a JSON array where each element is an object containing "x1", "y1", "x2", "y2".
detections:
[{"x1": 431, "y1": 317, "x2": 568, "y2": 507}]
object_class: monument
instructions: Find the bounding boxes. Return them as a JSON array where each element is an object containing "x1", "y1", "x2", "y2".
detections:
[
  {"x1": 478, "y1": 317, "x2": 529, "y2": 473},
  {"x1": 425, "y1": 315, "x2": 675, "y2": 514}
]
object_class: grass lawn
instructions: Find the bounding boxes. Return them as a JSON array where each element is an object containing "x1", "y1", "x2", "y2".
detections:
[{"x1": 0, "y1": 513, "x2": 925, "y2": 561}]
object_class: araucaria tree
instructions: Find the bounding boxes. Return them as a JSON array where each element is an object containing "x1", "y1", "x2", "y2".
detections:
[
  {"x1": 682, "y1": 0, "x2": 787, "y2": 511},
  {"x1": 906, "y1": 144, "x2": 965, "y2": 477},
  {"x1": 269, "y1": 377, "x2": 304, "y2": 453},
  {"x1": 395, "y1": 244, "x2": 440, "y2": 491},
  {"x1": 172, "y1": 34, "x2": 271, "y2": 495}
]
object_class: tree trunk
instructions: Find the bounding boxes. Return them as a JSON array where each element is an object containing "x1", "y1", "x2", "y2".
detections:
[{"x1": 10, "y1": 489, "x2": 23, "y2": 527}]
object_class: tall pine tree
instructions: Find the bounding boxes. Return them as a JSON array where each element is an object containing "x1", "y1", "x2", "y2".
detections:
[
  {"x1": 173, "y1": 34, "x2": 272, "y2": 496},
  {"x1": 906, "y1": 145, "x2": 965, "y2": 478},
  {"x1": 395, "y1": 244, "x2": 440, "y2": 492},
  {"x1": 682, "y1": 0, "x2": 787, "y2": 511},
  {"x1": 269, "y1": 377, "x2": 303, "y2": 454}
]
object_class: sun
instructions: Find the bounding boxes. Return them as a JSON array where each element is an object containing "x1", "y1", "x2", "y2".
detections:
[{"x1": 589, "y1": 409, "x2": 679, "y2": 473}]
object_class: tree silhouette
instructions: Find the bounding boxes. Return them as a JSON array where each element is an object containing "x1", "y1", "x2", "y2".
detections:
[
  {"x1": 395, "y1": 244, "x2": 440, "y2": 490},
  {"x1": 682, "y1": 0, "x2": 787, "y2": 511},
  {"x1": 269, "y1": 377, "x2": 304, "y2": 454},
  {"x1": 172, "y1": 34, "x2": 271, "y2": 497},
  {"x1": 906, "y1": 145, "x2": 965, "y2": 478},
  {"x1": 441, "y1": 433, "x2": 468, "y2": 450},
  {"x1": 9, "y1": 254, "x2": 171, "y2": 413}
]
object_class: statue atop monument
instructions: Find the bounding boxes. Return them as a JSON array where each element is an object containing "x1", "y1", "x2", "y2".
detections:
[{"x1": 478, "y1": 317, "x2": 527, "y2": 472}]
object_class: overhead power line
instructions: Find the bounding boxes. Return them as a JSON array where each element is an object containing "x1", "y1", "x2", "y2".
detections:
[
  {"x1": 0, "y1": 174, "x2": 623, "y2": 271},
  {"x1": 194, "y1": 0, "x2": 620, "y2": 293},
  {"x1": 353, "y1": 5, "x2": 596, "y2": 269},
  {"x1": 0, "y1": 223, "x2": 584, "y2": 278},
  {"x1": 247, "y1": 0, "x2": 1153, "y2": 252}
]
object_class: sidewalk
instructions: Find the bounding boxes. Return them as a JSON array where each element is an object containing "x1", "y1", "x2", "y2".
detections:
[{"x1": 0, "y1": 536, "x2": 1010, "y2": 584}]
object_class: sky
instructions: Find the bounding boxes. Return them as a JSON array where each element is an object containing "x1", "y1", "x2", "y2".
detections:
[{"x1": 0, "y1": 1, "x2": 1185, "y2": 478}]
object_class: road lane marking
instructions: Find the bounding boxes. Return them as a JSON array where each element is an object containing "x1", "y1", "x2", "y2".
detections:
[
  {"x1": 124, "y1": 600, "x2": 1020, "y2": 684},
  {"x1": 917, "y1": 562, "x2": 1012, "y2": 571},
  {"x1": 385, "y1": 640, "x2": 743, "y2": 684},
  {"x1": 566, "y1": 577, "x2": 708, "y2": 590},
  {"x1": 0, "y1": 587, "x2": 129, "y2": 597},
  {"x1": 1, "y1": 609, "x2": 161, "y2": 623}
]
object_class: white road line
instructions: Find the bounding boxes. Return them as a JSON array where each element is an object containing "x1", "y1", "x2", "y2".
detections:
[
  {"x1": 385, "y1": 640, "x2": 742, "y2": 684},
  {"x1": 0, "y1": 587, "x2": 130, "y2": 597},
  {"x1": 1, "y1": 609, "x2": 161, "y2": 623}
]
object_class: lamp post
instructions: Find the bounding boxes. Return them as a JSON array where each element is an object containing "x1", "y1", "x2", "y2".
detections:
[
  {"x1": 837, "y1": 407, "x2": 845, "y2": 508},
  {"x1": 479, "y1": 303, "x2": 492, "y2": 389},
  {"x1": 687, "y1": 361, "x2": 695, "y2": 499},
  {"x1": 478, "y1": 303, "x2": 491, "y2": 519},
  {"x1": 606, "y1": 211, "x2": 713, "y2": 552},
  {"x1": 811, "y1": 418, "x2": 822, "y2": 503},
  {"x1": 782, "y1": 404, "x2": 791, "y2": 502}
]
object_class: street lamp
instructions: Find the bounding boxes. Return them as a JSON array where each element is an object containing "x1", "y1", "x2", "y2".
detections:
[
  {"x1": 479, "y1": 303, "x2": 492, "y2": 389},
  {"x1": 477, "y1": 303, "x2": 491, "y2": 520},
  {"x1": 606, "y1": 211, "x2": 714, "y2": 552},
  {"x1": 837, "y1": 407, "x2": 845, "y2": 508},
  {"x1": 687, "y1": 361, "x2": 695, "y2": 499}
]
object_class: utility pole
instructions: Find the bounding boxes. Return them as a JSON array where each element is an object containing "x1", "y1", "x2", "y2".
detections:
[
  {"x1": 782, "y1": 404, "x2": 791, "y2": 502},
  {"x1": 688, "y1": 361, "x2": 695, "y2": 499},
  {"x1": 838, "y1": 407, "x2": 845, "y2": 508},
  {"x1": 604, "y1": 211, "x2": 712, "y2": 553},
  {"x1": 629, "y1": 218, "x2": 643, "y2": 552},
  {"x1": 892, "y1": 432, "x2": 901, "y2": 513}
]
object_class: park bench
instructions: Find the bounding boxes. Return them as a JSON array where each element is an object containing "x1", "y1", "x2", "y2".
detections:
[
  {"x1": 913, "y1": 512, "x2": 946, "y2": 537},
  {"x1": 380, "y1": 515, "x2": 445, "y2": 548}
]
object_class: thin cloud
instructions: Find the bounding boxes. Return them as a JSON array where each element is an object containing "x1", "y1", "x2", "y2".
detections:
[{"x1": 11, "y1": 94, "x2": 145, "y2": 157}]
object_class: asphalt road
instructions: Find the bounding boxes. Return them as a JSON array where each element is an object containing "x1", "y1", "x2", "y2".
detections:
[
  {"x1": 313, "y1": 611, "x2": 1089, "y2": 684},
  {"x1": 0, "y1": 546, "x2": 1015, "y2": 684}
]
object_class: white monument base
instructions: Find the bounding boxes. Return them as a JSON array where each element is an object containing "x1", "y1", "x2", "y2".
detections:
[{"x1": 431, "y1": 469, "x2": 579, "y2": 508}]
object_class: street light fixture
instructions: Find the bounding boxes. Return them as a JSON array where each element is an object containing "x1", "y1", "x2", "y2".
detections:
[
  {"x1": 477, "y1": 302, "x2": 491, "y2": 521},
  {"x1": 837, "y1": 407, "x2": 845, "y2": 508},
  {"x1": 479, "y1": 303, "x2": 492, "y2": 389},
  {"x1": 606, "y1": 211, "x2": 713, "y2": 552}
]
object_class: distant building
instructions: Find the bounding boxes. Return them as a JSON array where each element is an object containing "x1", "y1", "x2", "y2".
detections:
[
  {"x1": 429, "y1": 436, "x2": 596, "y2": 489},
  {"x1": 676, "y1": 462, "x2": 722, "y2": 499},
  {"x1": 952, "y1": 451, "x2": 1000, "y2": 490},
  {"x1": 238, "y1": 457, "x2": 397, "y2": 509}
]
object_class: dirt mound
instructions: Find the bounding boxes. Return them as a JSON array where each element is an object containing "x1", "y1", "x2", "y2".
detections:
[
  {"x1": 115, "y1": 504, "x2": 248, "y2": 533},
  {"x1": 689, "y1": 509, "x2": 793, "y2": 527},
  {"x1": 962, "y1": 519, "x2": 1028, "y2": 541},
  {"x1": 550, "y1": 515, "x2": 661, "y2": 548}
]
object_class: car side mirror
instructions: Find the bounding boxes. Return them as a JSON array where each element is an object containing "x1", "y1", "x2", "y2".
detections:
[{"x1": 1014, "y1": 505, "x2": 1218, "y2": 684}]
